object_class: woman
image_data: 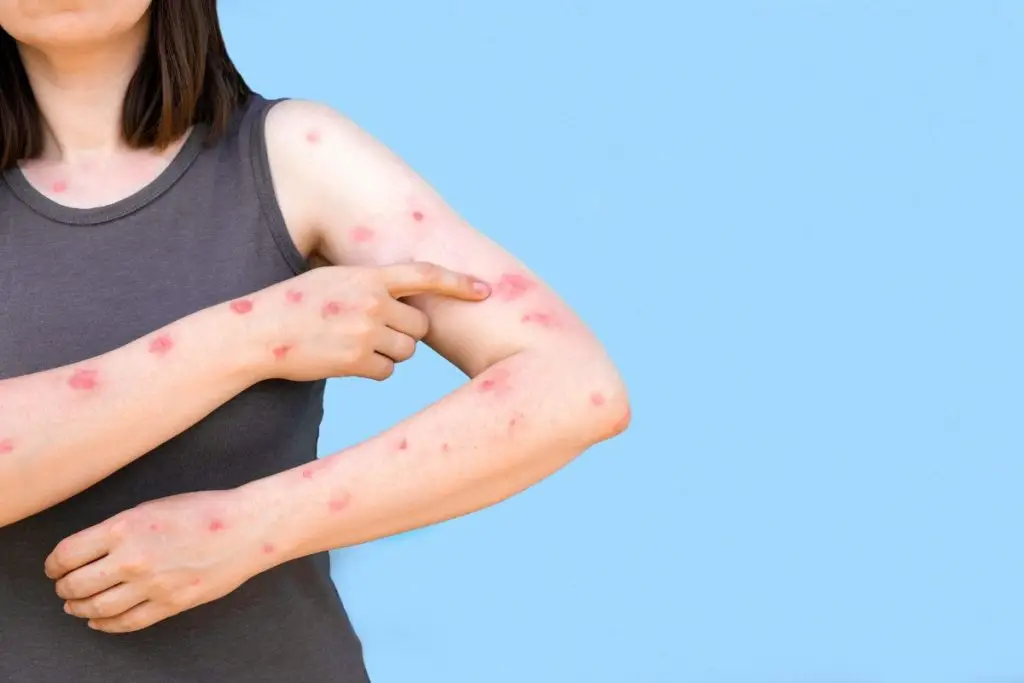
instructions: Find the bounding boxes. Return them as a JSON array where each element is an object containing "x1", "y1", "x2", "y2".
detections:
[{"x1": 0, "y1": 1, "x2": 629, "y2": 681}]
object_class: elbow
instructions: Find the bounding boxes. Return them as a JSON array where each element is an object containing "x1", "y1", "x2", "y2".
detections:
[{"x1": 566, "y1": 354, "x2": 631, "y2": 446}]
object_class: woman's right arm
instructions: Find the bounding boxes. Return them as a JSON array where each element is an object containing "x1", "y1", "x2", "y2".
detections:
[
  {"x1": 0, "y1": 301, "x2": 267, "y2": 528},
  {"x1": 0, "y1": 262, "x2": 487, "y2": 529}
]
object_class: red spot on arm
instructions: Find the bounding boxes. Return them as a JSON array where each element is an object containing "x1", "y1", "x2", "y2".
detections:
[
  {"x1": 477, "y1": 367, "x2": 512, "y2": 396},
  {"x1": 286, "y1": 289, "x2": 304, "y2": 303},
  {"x1": 521, "y1": 311, "x2": 558, "y2": 328},
  {"x1": 351, "y1": 226, "x2": 375, "y2": 243},
  {"x1": 328, "y1": 492, "x2": 352, "y2": 512},
  {"x1": 494, "y1": 273, "x2": 535, "y2": 301},
  {"x1": 208, "y1": 520, "x2": 225, "y2": 532},
  {"x1": 262, "y1": 543, "x2": 276, "y2": 555},
  {"x1": 412, "y1": 211, "x2": 425, "y2": 222},
  {"x1": 321, "y1": 301, "x2": 346, "y2": 318},
  {"x1": 441, "y1": 442, "x2": 450, "y2": 452},
  {"x1": 148, "y1": 334, "x2": 174, "y2": 355},
  {"x1": 590, "y1": 392, "x2": 606, "y2": 407},
  {"x1": 0, "y1": 439, "x2": 13, "y2": 454},
  {"x1": 230, "y1": 299, "x2": 254, "y2": 314},
  {"x1": 190, "y1": 578, "x2": 202, "y2": 587},
  {"x1": 301, "y1": 459, "x2": 330, "y2": 479},
  {"x1": 306, "y1": 130, "x2": 321, "y2": 144},
  {"x1": 149, "y1": 523, "x2": 160, "y2": 532},
  {"x1": 398, "y1": 438, "x2": 408, "y2": 450},
  {"x1": 68, "y1": 369, "x2": 99, "y2": 391},
  {"x1": 272, "y1": 345, "x2": 292, "y2": 360},
  {"x1": 52, "y1": 180, "x2": 68, "y2": 193}
]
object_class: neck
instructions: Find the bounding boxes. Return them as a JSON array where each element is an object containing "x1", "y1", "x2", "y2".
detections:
[{"x1": 18, "y1": 16, "x2": 149, "y2": 162}]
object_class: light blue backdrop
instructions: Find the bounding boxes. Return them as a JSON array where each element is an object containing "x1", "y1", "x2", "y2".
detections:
[{"x1": 222, "y1": 2, "x2": 1024, "y2": 682}]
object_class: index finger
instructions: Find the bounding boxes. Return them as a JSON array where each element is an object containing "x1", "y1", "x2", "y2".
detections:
[
  {"x1": 379, "y1": 262, "x2": 491, "y2": 300},
  {"x1": 45, "y1": 525, "x2": 110, "y2": 580}
]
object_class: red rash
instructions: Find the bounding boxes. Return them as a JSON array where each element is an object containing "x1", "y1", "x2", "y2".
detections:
[
  {"x1": 351, "y1": 226, "x2": 375, "y2": 243},
  {"x1": 398, "y1": 438, "x2": 408, "y2": 450},
  {"x1": 286, "y1": 289, "x2": 304, "y2": 303},
  {"x1": 301, "y1": 459, "x2": 330, "y2": 479},
  {"x1": 208, "y1": 520, "x2": 225, "y2": 532},
  {"x1": 262, "y1": 543, "x2": 276, "y2": 555},
  {"x1": 230, "y1": 299, "x2": 254, "y2": 314},
  {"x1": 478, "y1": 367, "x2": 512, "y2": 396},
  {"x1": 412, "y1": 211, "x2": 425, "y2": 222},
  {"x1": 328, "y1": 492, "x2": 351, "y2": 512},
  {"x1": 321, "y1": 301, "x2": 346, "y2": 318},
  {"x1": 590, "y1": 392, "x2": 606, "y2": 407},
  {"x1": 441, "y1": 442, "x2": 450, "y2": 452},
  {"x1": 52, "y1": 180, "x2": 68, "y2": 193},
  {"x1": 273, "y1": 345, "x2": 292, "y2": 360},
  {"x1": 0, "y1": 439, "x2": 13, "y2": 454},
  {"x1": 149, "y1": 523, "x2": 160, "y2": 532},
  {"x1": 494, "y1": 273, "x2": 535, "y2": 301},
  {"x1": 306, "y1": 130, "x2": 321, "y2": 144},
  {"x1": 521, "y1": 311, "x2": 557, "y2": 328},
  {"x1": 148, "y1": 334, "x2": 174, "y2": 355},
  {"x1": 191, "y1": 578, "x2": 202, "y2": 587},
  {"x1": 68, "y1": 369, "x2": 99, "y2": 391}
]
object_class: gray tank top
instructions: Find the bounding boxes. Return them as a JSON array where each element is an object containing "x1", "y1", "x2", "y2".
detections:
[{"x1": 0, "y1": 95, "x2": 371, "y2": 683}]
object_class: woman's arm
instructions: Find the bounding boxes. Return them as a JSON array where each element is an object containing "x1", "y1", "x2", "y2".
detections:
[
  {"x1": 252, "y1": 100, "x2": 630, "y2": 555},
  {"x1": 0, "y1": 302, "x2": 264, "y2": 528}
]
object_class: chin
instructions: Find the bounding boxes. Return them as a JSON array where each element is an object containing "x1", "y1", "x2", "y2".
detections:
[{"x1": 0, "y1": 0, "x2": 151, "y2": 50}]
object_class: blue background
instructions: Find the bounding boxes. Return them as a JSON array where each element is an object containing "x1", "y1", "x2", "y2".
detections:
[{"x1": 223, "y1": 2, "x2": 1024, "y2": 682}]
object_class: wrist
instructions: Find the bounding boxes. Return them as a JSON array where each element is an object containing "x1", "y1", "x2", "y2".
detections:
[
  {"x1": 200, "y1": 300, "x2": 274, "y2": 386},
  {"x1": 233, "y1": 473, "x2": 311, "y2": 565}
]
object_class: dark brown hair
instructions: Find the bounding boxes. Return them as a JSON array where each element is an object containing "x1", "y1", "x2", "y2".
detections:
[{"x1": 0, "y1": 0, "x2": 251, "y2": 170}]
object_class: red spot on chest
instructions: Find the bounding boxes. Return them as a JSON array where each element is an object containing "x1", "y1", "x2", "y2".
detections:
[
  {"x1": 0, "y1": 439, "x2": 13, "y2": 454},
  {"x1": 286, "y1": 289, "x2": 304, "y2": 303},
  {"x1": 494, "y1": 273, "x2": 535, "y2": 301},
  {"x1": 230, "y1": 299, "x2": 254, "y2": 314},
  {"x1": 148, "y1": 334, "x2": 174, "y2": 355},
  {"x1": 52, "y1": 180, "x2": 68, "y2": 193},
  {"x1": 272, "y1": 345, "x2": 292, "y2": 360},
  {"x1": 68, "y1": 369, "x2": 99, "y2": 391},
  {"x1": 351, "y1": 226, "x2": 375, "y2": 243},
  {"x1": 208, "y1": 519, "x2": 225, "y2": 532}
]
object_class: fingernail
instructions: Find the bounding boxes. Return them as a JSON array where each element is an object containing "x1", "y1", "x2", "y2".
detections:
[
  {"x1": 63, "y1": 603, "x2": 71, "y2": 614},
  {"x1": 472, "y1": 280, "x2": 491, "y2": 295}
]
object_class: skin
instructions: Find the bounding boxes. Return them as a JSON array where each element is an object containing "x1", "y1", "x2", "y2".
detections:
[{"x1": 0, "y1": 1, "x2": 629, "y2": 634}]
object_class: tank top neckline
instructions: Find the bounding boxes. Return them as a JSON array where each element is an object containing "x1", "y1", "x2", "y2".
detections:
[{"x1": 1, "y1": 123, "x2": 208, "y2": 227}]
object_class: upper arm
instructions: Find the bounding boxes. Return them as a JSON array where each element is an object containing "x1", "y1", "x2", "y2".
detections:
[{"x1": 265, "y1": 99, "x2": 595, "y2": 377}]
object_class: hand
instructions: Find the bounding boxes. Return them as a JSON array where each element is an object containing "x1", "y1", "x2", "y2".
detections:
[
  {"x1": 45, "y1": 490, "x2": 269, "y2": 634},
  {"x1": 241, "y1": 261, "x2": 490, "y2": 382}
]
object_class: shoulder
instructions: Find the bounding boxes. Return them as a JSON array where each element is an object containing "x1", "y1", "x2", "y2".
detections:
[{"x1": 262, "y1": 99, "x2": 389, "y2": 258}]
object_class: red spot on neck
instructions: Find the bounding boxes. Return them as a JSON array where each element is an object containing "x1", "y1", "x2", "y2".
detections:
[
  {"x1": 272, "y1": 345, "x2": 292, "y2": 360},
  {"x1": 230, "y1": 299, "x2": 254, "y2": 314},
  {"x1": 52, "y1": 180, "x2": 68, "y2": 193},
  {"x1": 68, "y1": 369, "x2": 99, "y2": 391},
  {"x1": 286, "y1": 289, "x2": 304, "y2": 303},
  {"x1": 412, "y1": 211, "x2": 425, "y2": 222},
  {"x1": 208, "y1": 519, "x2": 225, "y2": 532},
  {"x1": 0, "y1": 439, "x2": 13, "y2": 454},
  {"x1": 590, "y1": 392, "x2": 606, "y2": 407},
  {"x1": 148, "y1": 334, "x2": 174, "y2": 355},
  {"x1": 494, "y1": 273, "x2": 535, "y2": 301},
  {"x1": 351, "y1": 226, "x2": 375, "y2": 243}
]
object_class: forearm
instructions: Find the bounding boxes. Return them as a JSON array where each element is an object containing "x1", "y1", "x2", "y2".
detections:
[
  {"x1": 242, "y1": 345, "x2": 630, "y2": 562},
  {"x1": 0, "y1": 304, "x2": 262, "y2": 527}
]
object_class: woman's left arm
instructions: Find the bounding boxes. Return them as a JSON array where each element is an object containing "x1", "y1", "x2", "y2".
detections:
[
  {"x1": 47, "y1": 101, "x2": 629, "y2": 633},
  {"x1": 250, "y1": 100, "x2": 630, "y2": 558}
]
